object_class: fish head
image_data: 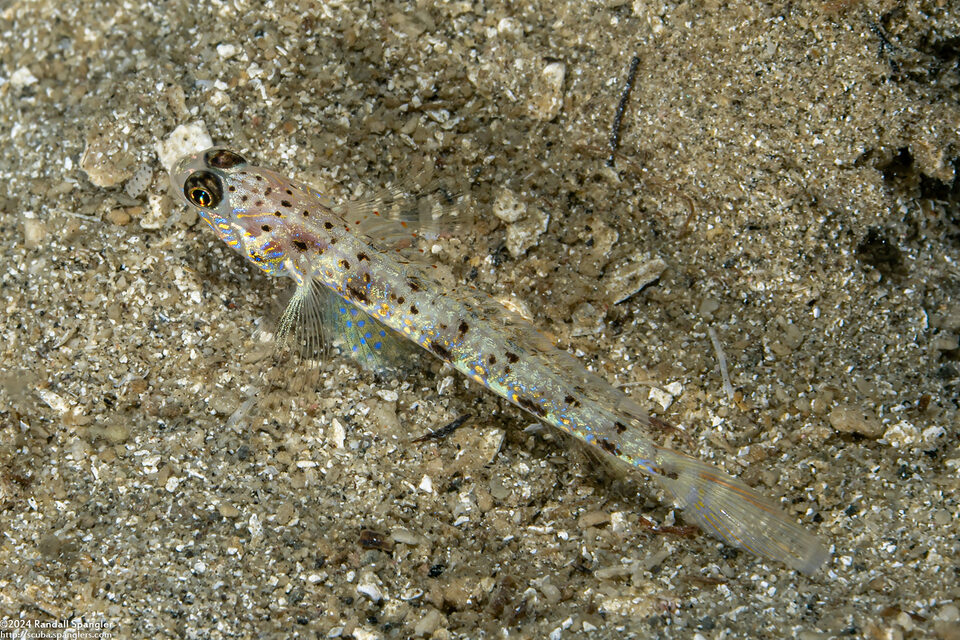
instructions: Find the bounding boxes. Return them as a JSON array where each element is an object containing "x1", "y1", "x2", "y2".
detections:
[
  {"x1": 171, "y1": 147, "x2": 333, "y2": 278},
  {"x1": 170, "y1": 147, "x2": 251, "y2": 249}
]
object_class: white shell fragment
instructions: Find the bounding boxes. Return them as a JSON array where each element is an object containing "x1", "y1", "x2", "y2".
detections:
[
  {"x1": 493, "y1": 188, "x2": 527, "y2": 224},
  {"x1": 156, "y1": 122, "x2": 214, "y2": 174},
  {"x1": 217, "y1": 43, "x2": 239, "y2": 59},
  {"x1": 125, "y1": 164, "x2": 154, "y2": 199},
  {"x1": 648, "y1": 386, "x2": 675, "y2": 411},
  {"x1": 418, "y1": 475, "x2": 434, "y2": 493},
  {"x1": 530, "y1": 61, "x2": 565, "y2": 121},
  {"x1": 505, "y1": 207, "x2": 549, "y2": 257},
  {"x1": 139, "y1": 192, "x2": 171, "y2": 230},
  {"x1": 356, "y1": 572, "x2": 384, "y2": 602},
  {"x1": 602, "y1": 254, "x2": 667, "y2": 304},
  {"x1": 328, "y1": 418, "x2": 347, "y2": 449},
  {"x1": 10, "y1": 67, "x2": 38, "y2": 88}
]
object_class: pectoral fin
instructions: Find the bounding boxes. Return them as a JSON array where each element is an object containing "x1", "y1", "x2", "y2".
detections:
[{"x1": 277, "y1": 277, "x2": 418, "y2": 375}]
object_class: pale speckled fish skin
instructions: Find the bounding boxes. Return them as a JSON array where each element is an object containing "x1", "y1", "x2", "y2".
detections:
[{"x1": 171, "y1": 147, "x2": 829, "y2": 574}]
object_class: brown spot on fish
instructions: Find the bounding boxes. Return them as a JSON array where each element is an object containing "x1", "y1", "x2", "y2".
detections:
[
  {"x1": 648, "y1": 416, "x2": 692, "y2": 444},
  {"x1": 410, "y1": 305, "x2": 419, "y2": 314},
  {"x1": 339, "y1": 259, "x2": 350, "y2": 270},
  {"x1": 516, "y1": 395, "x2": 547, "y2": 418},
  {"x1": 505, "y1": 352, "x2": 519, "y2": 364},
  {"x1": 599, "y1": 438, "x2": 621, "y2": 456},
  {"x1": 564, "y1": 394, "x2": 582, "y2": 408},
  {"x1": 430, "y1": 342, "x2": 452, "y2": 360},
  {"x1": 324, "y1": 221, "x2": 334, "y2": 229},
  {"x1": 347, "y1": 284, "x2": 369, "y2": 303},
  {"x1": 488, "y1": 355, "x2": 497, "y2": 365},
  {"x1": 357, "y1": 252, "x2": 369, "y2": 261},
  {"x1": 292, "y1": 240, "x2": 307, "y2": 251},
  {"x1": 281, "y1": 200, "x2": 292, "y2": 208},
  {"x1": 458, "y1": 321, "x2": 469, "y2": 335},
  {"x1": 261, "y1": 224, "x2": 271, "y2": 232}
]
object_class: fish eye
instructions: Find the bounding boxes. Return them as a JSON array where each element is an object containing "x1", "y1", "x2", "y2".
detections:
[
  {"x1": 205, "y1": 149, "x2": 247, "y2": 169},
  {"x1": 183, "y1": 171, "x2": 223, "y2": 208}
]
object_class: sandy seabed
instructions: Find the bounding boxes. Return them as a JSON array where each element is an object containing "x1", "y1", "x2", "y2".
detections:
[{"x1": 1, "y1": 1, "x2": 959, "y2": 638}]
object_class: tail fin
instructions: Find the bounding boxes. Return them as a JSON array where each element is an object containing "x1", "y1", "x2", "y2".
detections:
[{"x1": 651, "y1": 447, "x2": 829, "y2": 575}]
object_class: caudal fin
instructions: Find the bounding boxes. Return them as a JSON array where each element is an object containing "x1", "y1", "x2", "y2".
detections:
[{"x1": 652, "y1": 448, "x2": 829, "y2": 575}]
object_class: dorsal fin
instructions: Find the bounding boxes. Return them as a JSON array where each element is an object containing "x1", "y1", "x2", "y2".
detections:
[{"x1": 332, "y1": 162, "x2": 471, "y2": 260}]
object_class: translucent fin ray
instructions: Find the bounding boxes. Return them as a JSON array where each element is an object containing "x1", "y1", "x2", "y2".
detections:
[
  {"x1": 333, "y1": 162, "x2": 471, "y2": 257},
  {"x1": 650, "y1": 448, "x2": 829, "y2": 575},
  {"x1": 276, "y1": 277, "x2": 417, "y2": 374},
  {"x1": 276, "y1": 278, "x2": 331, "y2": 362},
  {"x1": 327, "y1": 291, "x2": 421, "y2": 375}
]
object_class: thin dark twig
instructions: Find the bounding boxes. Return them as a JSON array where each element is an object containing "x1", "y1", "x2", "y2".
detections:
[
  {"x1": 607, "y1": 55, "x2": 641, "y2": 167},
  {"x1": 869, "y1": 23, "x2": 900, "y2": 75},
  {"x1": 413, "y1": 414, "x2": 471, "y2": 443}
]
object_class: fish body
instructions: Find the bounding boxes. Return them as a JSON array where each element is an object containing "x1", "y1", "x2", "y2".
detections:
[{"x1": 172, "y1": 148, "x2": 828, "y2": 574}]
